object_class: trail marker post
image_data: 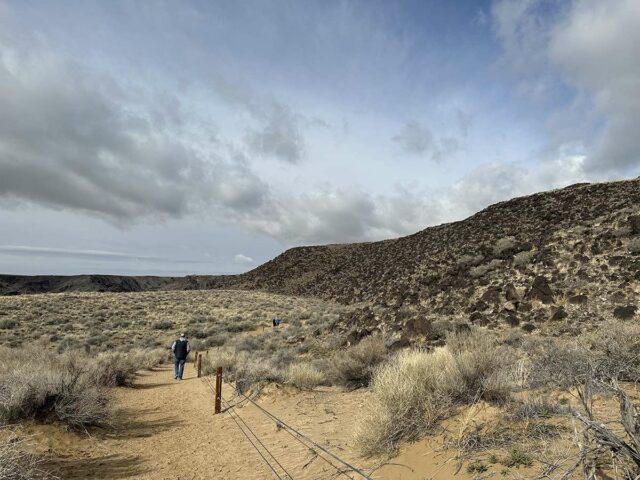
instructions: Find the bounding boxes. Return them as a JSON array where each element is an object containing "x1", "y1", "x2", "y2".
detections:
[
  {"x1": 196, "y1": 353, "x2": 203, "y2": 378},
  {"x1": 215, "y1": 367, "x2": 222, "y2": 414}
]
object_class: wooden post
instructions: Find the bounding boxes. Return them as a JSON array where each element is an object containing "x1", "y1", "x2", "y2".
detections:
[
  {"x1": 196, "y1": 354, "x2": 202, "y2": 378},
  {"x1": 214, "y1": 366, "x2": 222, "y2": 414}
]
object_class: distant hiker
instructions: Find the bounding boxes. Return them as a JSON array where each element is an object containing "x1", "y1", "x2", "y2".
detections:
[
  {"x1": 171, "y1": 333, "x2": 191, "y2": 380},
  {"x1": 272, "y1": 318, "x2": 277, "y2": 328}
]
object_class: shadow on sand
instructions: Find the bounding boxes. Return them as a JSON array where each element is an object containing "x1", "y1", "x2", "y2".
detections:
[
  {"x1": 93, "y1": 408, "x2": 184, "y2": 440},
  {"x1": 45, "y1": 454, "x2": 147, "y2": 479}
]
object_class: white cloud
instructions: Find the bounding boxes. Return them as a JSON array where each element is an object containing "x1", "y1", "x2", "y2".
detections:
[
  {"x1": 549, "y1": 0, "x2": 640, "y2": 172},
  {"x1": 490, "y1": 0, "x2": 640, "y2": 174},
  {"x1": 233, "y1": 254, "x2": 254, "y2": 265}
]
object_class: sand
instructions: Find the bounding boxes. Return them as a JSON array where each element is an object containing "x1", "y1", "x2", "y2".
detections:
[{"x1": 13, "y1": 363, "x2": 472, "y2": 480}]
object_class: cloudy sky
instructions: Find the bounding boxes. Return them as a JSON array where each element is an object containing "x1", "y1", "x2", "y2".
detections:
[{"x1": 0, "y1": 0, "x2": 639, "y2": 276}]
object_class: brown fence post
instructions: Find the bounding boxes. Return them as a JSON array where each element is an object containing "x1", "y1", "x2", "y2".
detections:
[
  {"x1": 215, "y1": 367, "x2": 222, "y2": 414},
  {"x1": 196, "y1": 354, "x2": 203, "y2": 378}
]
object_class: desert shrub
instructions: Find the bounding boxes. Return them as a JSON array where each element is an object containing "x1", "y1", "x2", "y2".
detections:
[
  {"x1": 470, "y1": 259, "x2": 503, "y2": 277},
  {"x1": 187, "y1": 329, "x2": 209, "y2": 339},
  {"x1": 445, "y1": 329, "x2": 516, "y2": 402},
  {"x1": 493, "y1": 236, "x2": 517, "y2": 256},
  {"x1": 331, "y1": 336, "x2": 387, "y2": 388},
  {"x1": 582, "y1": 321, "x2": 640, "y2": 381},
  {"x1": 203, "y1": 333, "x2": 228, "y2": 348},
  {"x1": 286, "y1": 363, "x2": 325, "y2": 390},
  {"x1": 56, "y1": 337, "x2": 83, "y2": 353},
  {"x1": 0, "y1": 319, "x2": 17, "y2": 330},
  {"x1": 88, "y1": 353, "x2": 137, "y2": 387},
  {"x1": 354, "y1": 348, "x2": 453, "y2": 456},
  {"x1": 501, "y1": 447, "x2": 533, "y2": 468},
  {"x1": 0, "y1": 434, "x2": 44, "y2": 480},
  {"x1": 513, "y1": 250, "x2": 535, "y2": 266},
  {"x1": 511, "y1": 398, "x2": 570, "y2": 419},
  {"x1": 630, "y1": 237, "x2": 640, "y2": 253},
  {"x1": 0, "y1": 350, "x2": 112, "y2": 428},
  {"x1": 133, "y1": 349, "x2": 167, "y2": 370},
  {"x1": 0, "y1": 346, "x2": 163, "y2": 429},
  {"x1": 457, "y1": 254, "x2": 484, "y2": 268},
  {"x1": 225, "y1": 320, "x2": 254, "y2": 333},
  {"x1": 527, "y1": 322, "x2": 640, "y2": 390},
  {"x1": 235, "y1": 336, "x2": 261, "y2": 352},
  {"x1": 202, "y1": 348, "x2": 246, "y2": 376},
  {"x1": 355, "y1": 329, "x2": 517, "y2": 455},
  {"x1": 234, "y1": 359, "x2": 284, "y2": 394},
  {"x1": 151, "y1": 320, "x2": 174, "y2": 330}
]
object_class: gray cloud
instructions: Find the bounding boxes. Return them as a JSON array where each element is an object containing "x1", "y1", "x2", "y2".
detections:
[
  {"x1": 245, "y1": 102, "x2": 306, "y2": 164},
  {"x1": 393, "y1": 121, "x2": 434, "y2": 156},
  {"x1": 0, "y1": 33, "x2": 271, "y2": 224},
  {"x1": 210, "y1": 75, "x2": 310, "y2": 164},
  {"x1": 393, "y1": 121, "x2": 461, "y2": 162}
]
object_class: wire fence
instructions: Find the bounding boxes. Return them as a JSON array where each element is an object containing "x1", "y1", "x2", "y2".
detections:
[{"x1": 200, "y1": 372, "x2": 374, "y2": 480}]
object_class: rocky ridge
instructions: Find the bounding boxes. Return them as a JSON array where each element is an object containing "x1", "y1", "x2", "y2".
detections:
[{"x1": 2, "y1": 178, "x2": 639, "y2": 341}]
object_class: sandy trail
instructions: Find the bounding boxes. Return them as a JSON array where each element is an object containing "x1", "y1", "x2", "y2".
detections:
[{"x1": 19, "y1": 363, "x2": 467, "y2": 480}]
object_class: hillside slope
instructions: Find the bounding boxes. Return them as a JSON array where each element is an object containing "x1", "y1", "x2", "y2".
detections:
[
  {"x1": 233, "y1": 178, "x2": 640, "y2": 338},
  {"x1": 2, "y1": 178, "x2": 639, "y2": 337}
]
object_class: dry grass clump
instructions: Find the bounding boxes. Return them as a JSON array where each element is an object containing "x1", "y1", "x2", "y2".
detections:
[
  {"x1": 355, "y1": 328, "x2": 517, "y2": 456},
  {"x1": 202, "y1": 348, "x2": 245, "y2": 376},
  {"x1": 0, "y1": 352, "x2": 111, "y2": 429},
  {"x1": 354, "y1": 348, "x2": 453, "y2": 456},
  {"x1": 526, "y1": 320, "x2": 640, "y2": 390},
  {"x1": 511, "y1": 398, "x2": 570, "y2": 420},
  {"x1": 331, "y1": 336, "x2": 387, "y2": 388},
  {"x1": 445, "y1": 329, "x2": 515, "y2": 403},
  {"x1": 513, "y1": 250, "x2": 535, "y2": 266},
  {"x1": 0, "y1": 347, "x2": 164, "y2": 429},
  {"x1": 0, "y1": 433, "x2": 46, "y2": 480},
  {"x1": 234, "y1": 360, "x2": 285, "y2": 394},
  {"x1": 493, "y1": 236, "x2": 516, "y2": 256},
  {"x1": 286, "y1": 363, "x2": 325, "y2": 390}
]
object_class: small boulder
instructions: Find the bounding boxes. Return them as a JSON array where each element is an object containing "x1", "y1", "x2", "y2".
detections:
[
  {"x1": 629, "y1": 215, "x2": 640, "y2": 235},
  {"x1": 405, "y1": 317, "x2": 431, "y2": 336},
  {"x1": 504, "y1": 283, "x2": 521, "y2": 302},
  {"x1": 518, "y1": 301, "x2": 533, "y2": 312},
  {"x1": 526, "y1": 275, "x2": 554, "y2": 304},
  {"x1": 613, "y1": 305, "x2": 637, "y2": 320},
  {"x1": 550, "y1": 306, "x2": 568, "y2": 321},
  {"x1": 481, "y1": 286, "x2": 502, "y2": 304},
  {"x1": 469, "y1": 312, "x2": 489, "y2": 325}
]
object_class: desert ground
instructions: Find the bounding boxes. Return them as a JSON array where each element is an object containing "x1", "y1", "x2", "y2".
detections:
[{"x1": 2, "y1": 289, "x2": 640, "y2": 479}]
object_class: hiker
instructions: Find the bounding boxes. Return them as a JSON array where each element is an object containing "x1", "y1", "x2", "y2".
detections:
[
  {"x1": 171, "y1": 333, "x2": 191, "y2": 380},
  {"x1": 272, "y1": 318, "x2": 277, "y2": 328}
]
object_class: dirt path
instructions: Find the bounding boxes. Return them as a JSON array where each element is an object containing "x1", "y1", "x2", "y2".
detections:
[{"x1": 18, "y1": 363, "x2": 468, "y2": 480}]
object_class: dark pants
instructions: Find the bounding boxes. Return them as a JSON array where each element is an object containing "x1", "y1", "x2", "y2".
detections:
[{"x1": 174, "y1": 358, "x2": 186, "y2": 379}]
